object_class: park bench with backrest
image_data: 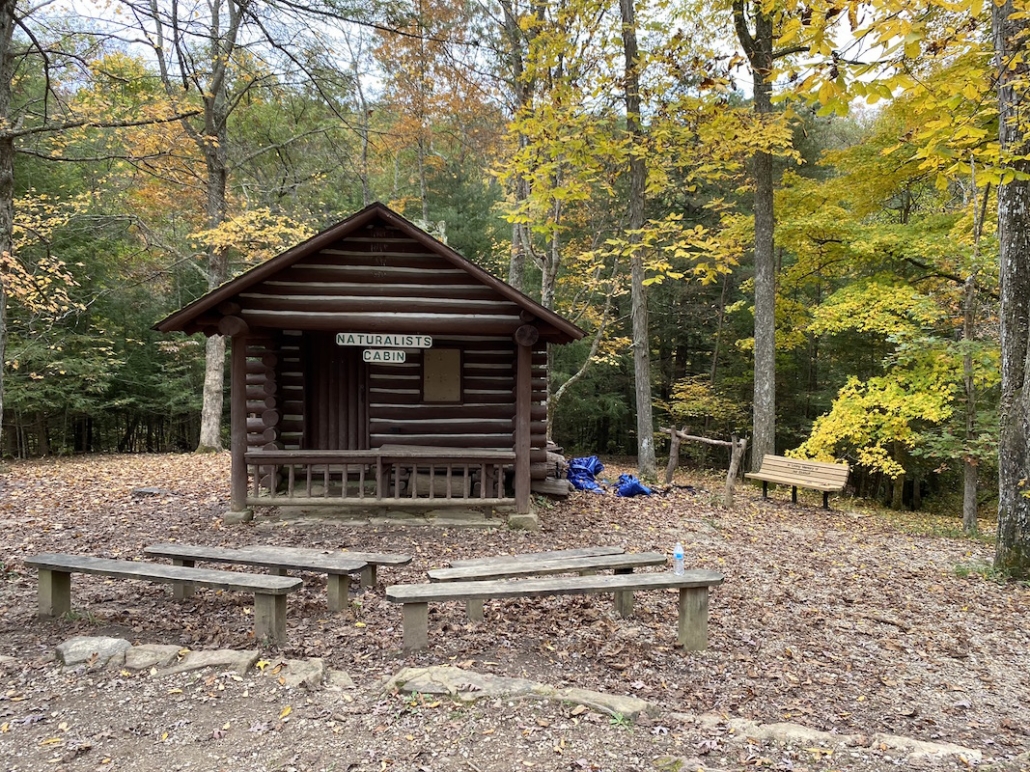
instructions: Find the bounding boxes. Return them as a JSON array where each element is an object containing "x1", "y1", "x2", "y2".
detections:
[
  {"x1": 428, "y1": 548, "x2": 665, "y2": 620},
  {"x1": 744, "y1": 454, "x2": 850, "y2": 509},
  {"x1": 24, "y1": 553, "x2": 302, "y2": 644},
  {"x1": 143, "y1": 543, "x2": 412, "y2": 609},
  {"x1": 386, "y1": 569, "x2": 725, "y2": 652}
]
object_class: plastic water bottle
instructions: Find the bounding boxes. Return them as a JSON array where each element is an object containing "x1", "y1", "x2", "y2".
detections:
[{"x1": 672, "y1": 542, "x2": 685, "y2": 575}]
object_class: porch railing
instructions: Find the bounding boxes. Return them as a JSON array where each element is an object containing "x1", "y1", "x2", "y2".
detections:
[{"x1": 244, "y1": 447, "x2": 516, "y2": 507}]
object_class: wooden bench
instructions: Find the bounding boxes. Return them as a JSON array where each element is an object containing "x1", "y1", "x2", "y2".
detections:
[
  {"x1": 143, "y1": 544, "x2": 374, "y2": 611},
  {"x1": 386, "y1": 570, "x2": 724, "y2": 652},
  {"x1": 24, "y1": 553, "x2": 302, "y2": 644},
  {"x1": 267, "y1": 545, "x2": 413, "y2": 588},
  {"x1": 744, "y1": 454, "x2": 850, "y2": 509},
  {"x1": 446, "y1": 546, "x2": 624, "y2": 568},
  {"x1": 429, "y1": 549, "x2": 665, "y2": 620}
]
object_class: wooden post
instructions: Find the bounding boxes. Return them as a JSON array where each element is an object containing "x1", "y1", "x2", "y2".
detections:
[
  {"x1": 37, "y1": 569, "x2": 71, "y2": 617},
  {"x1": 326, "y1": 573, "x2": 351, "y2": 612},
  {"x1": 724, "y1": 435, "x2": 747, "y2": 507},
  {"x1": 677, "y1": 586, "x2": 709, "y2": 651},
  {"x1": 230, "y1": 335, "x2": 249, "y2": 511},
  {"x1": 613, "y1": 567, "x2": 634, "y2": 617},
  {"x1": 402, "y1": 602, "x2": 430, "y2": 651},
  {"x1": 664, "y1": 425, "x2": 685, "y2": 484},
  {"x1": 171, "y1": 558, "x2": 196, "y2": 599},
  {"x1": 515, "y1": 342, "x2": 533, "y2": 513},
  {"x1": 253, "y1": 592, "x2": 287, "y2": 644}
]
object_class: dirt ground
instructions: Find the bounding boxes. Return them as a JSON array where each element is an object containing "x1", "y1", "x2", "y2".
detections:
[{"x1": 1, "y1": 453, "x2": 1028, "y2": 772}]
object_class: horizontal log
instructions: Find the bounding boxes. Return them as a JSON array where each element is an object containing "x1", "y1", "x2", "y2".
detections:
[
  {"x1": 262, "y1": 409, "x2": 281, "y2": 427},
  {"x1": 368, "y1": 433, "x2": 513, "y2": 449},
  {"x1": 247, "y1": 397, "x2": 276, "y2": 411},
  {"x1": 254, "y1": 280, "x2": 503, "y2": 301},
  {"x1": 240, "y1": 310, "x2": 525, "y2": 336},
  {"x1": 280, "y1": 264, "x2": 480, "y2": 285},
  {"x1": 370, "y1": 418, "x2": 514, "y2": 434},
  {"x1": 218, "y1": 315, "x2": 249, "y2": 337},
  {"x1": 246, "y1": 360, "x2": 274, "y2": 375},
  {"x1": 248, "y1": 428, "x2": 279, "y2": 443},
  {"x1": 369, "y1": 404, "x2": 546, "y2": 421},
  {"x1": 239, "y1": 294, "x2": 523, "y2": 317}
]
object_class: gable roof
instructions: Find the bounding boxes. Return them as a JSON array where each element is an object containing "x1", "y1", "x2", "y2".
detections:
[{"x1": 154, "y1": 202, "x2": 584, "y2": 344}]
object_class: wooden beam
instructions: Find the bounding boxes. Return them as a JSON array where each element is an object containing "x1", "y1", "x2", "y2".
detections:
[
  {"x1": 515, "y1": 343, "x2": 532, "y2": 514},
  {"x1": 230, "y1": 335, "x2": 249, "y2": 511},
  {"x1": 239, "y1": 311, "x2": 524, "y2": 335}
]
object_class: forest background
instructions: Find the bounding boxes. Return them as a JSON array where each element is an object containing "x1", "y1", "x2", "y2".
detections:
[{"x1": 1, "y1": 0, "x2": 1028, "y2": 569}]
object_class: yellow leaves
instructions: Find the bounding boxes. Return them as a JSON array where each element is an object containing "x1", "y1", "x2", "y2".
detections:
[
  {"x1": 189, "y1": 208, "x2": 314, "y2": 266},
  {"x1": 279, "y1": 705, "x2": 292, "y2": 720}
]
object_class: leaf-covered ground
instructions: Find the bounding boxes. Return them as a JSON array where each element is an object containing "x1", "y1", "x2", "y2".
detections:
[{"x1": 1, "y1": 453, "x2": 1028, "y2": 771}]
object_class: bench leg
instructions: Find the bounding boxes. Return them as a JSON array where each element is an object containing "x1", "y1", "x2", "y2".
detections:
[
  {"x1": 822, "y1": 491, "x2": 830, "y2": 509},
  {"x1": 402, "y1": 602, "x2": 429, "y2": 651},
  {"x1": 761, "y1": 481, "x2": 769, "y2": 498},
  {"x1": 466, "y1": 599, "x2": 485, "y2": 622},
  {"x1": 171, "y1": 559, "x2": 196, "y2": 599},
  {"x1": 38, "y1": 569, "x2": 72, "y2": 618},
  {"x1": 326, "y1": 573, "x2": 352, "y2": 612},
  {"x1": 791, "y1": 486, "x2": 798, "y2": 504},
  {"x1": 677, "y1": 587, "x2": 709, "y2": 651},
  {"x1": 614, "y1": 567, "x2": 634, "y2": 618},
  {"x1": 360, "y1": 565, "x2": 377, "y2": 588},
  {"x1": 253, "y1": 593, "x2": 288, "y2": 644}
]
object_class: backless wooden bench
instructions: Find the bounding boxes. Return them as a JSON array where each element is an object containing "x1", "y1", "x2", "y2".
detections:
[
  {"x1": 386, "y1": 570, "x2": 724, "y2": 652},
  {"x1": 24, "y1": 553, "x2": 302, "y2": 644},
  {"x1": 429, "y1": 549, "x2": 666, "y2": 620},
  {"x1": 744, "y1": 454, "x2": 850, "y2": 509},
  {"x1": 143, "y1": 544, "x2": 374, "y2": 610}
]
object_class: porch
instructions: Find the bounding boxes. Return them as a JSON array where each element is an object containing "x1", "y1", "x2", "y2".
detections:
[{"x1": 245, "y1": 447, "x2": 516, "y2": 508}]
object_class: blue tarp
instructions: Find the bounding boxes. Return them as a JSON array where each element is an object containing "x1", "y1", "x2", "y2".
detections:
[
  {"x1": 568, "y1": 455, "x2": 606, "y2": 493},
  {"x1": 615, "y1": 474, "x2": 652, "y2": 497}
]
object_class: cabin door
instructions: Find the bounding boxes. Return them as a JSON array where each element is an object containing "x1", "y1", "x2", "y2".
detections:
[{"x1": 303, "y1": 333, "x2": 368, "y2": 450}]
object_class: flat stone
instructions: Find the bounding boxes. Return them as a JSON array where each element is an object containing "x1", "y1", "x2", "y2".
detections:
[
  {"x1": 382, "y1": 666, "x2": 653, "y2": 718},
  {"x1": 871, "y1": 733, "x2": 982, "y2": 765},
  {"x1": 157, "y1": 648, "x2": 260, "y2": 677},
  {"x1": 266, "y1": 658, "x2": 325, "y2": 689},
  {"x1": 326, "y1": 669, "x2": 355, "y2": 690},
  {"x1": 124, "y1": 644, "x2": 183, "y2": 671},
  {"x1": 56, "y1": 636, "x2": 132, "y2": 668},
  {"x1": 0, "y1": 655, "x2": 16, "y2": 665},
  {"x1": 553, "y1": 686, "x2": 654, "y2": 720},
  {"x1": 507, "y1": 512, "x2": 541, "y2": 531}
]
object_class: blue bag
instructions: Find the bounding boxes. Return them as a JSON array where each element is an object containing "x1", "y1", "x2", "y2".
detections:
[{"x1": 568, "y1": 455, "x2": 606, "y2": 493}]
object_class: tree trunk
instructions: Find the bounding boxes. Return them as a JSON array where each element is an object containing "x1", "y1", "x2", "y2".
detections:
[
  {"x1": 734, "y1": 0, "x2": 777, "y2": 469},
  {"x1": 993, "y1": 0, "x2": 1030, "y2": 578},
  {"x1": 962, "y1": 275, "x2": 979, "y2": 534},
  {"x1": 620, "y1": 0, "x2": 655, "y2": 478},
  {"x1": 0, "y1": 0, "x2": 14, "y2": 457}
]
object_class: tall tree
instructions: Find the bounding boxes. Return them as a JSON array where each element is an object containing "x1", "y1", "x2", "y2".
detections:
[
  {"x1": 732, "y1": 0, "x2": 778, "y2": 468},
  {"x1": 993, "y1": 0, "x2": 1030, "y2": 577},
  {"x1": 619, "y1": 0, "x2": 656, "y2": 477}
]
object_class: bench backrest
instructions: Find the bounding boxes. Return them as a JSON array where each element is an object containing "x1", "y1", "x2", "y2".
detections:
[{"x1": 757, "y1": 454, "x2": 849, "y2": 485}]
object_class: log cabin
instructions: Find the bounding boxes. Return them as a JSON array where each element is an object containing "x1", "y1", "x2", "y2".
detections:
[{"x1": 154, "y1": 202, "x2": 585, "y2": 515}]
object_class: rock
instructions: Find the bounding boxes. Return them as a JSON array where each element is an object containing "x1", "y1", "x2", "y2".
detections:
[
  {"x1": 326, "y1": 669, "x2": 356, "y2": 690},
  {"x1": 382, "y1": 666, "x2": 654, "y2": 719},
  {"x1": 157, "y1": 648, "x2": 260, "y2": 677},
  {"x1": 870, "y1": 733, "x2": 982, "y2": 765},
  {"x1": 56, "y1": 636, "x2": 132, "y2": 668},
  {"x1": 124, "y1": 644, "x2": 183, "y2": 671},
  {"x1": 507, "y1": 512, "x2": 540, "y2": 531},
  {"x1": 222, "y1": 508, "x2": 254, "y2": 524},
  {"x1": 268, "y1": 658, "x2": 325, "y2": 689}
]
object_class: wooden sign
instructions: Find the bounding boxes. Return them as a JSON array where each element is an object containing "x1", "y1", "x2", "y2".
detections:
[{"x1": 336, "y1": 332, "x2": 432, "y2": 348}]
